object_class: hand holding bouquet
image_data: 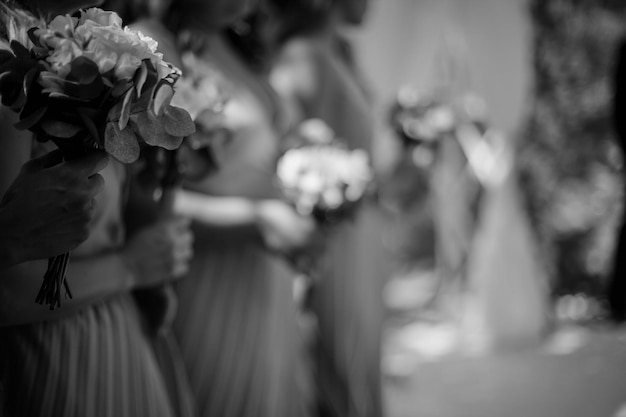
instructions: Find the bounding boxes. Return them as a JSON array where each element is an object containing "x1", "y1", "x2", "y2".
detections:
[
  {"x1": 0, "y1": 8, "x2": 195, "y2": 309},
  {"x1": 276, "y1": 118, "x2": 373, "y2": 225}
]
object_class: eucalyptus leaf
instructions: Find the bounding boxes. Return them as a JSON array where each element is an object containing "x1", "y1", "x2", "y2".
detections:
[
  {"x1": 23, "y1": 67, "x2": 40, "y2": 97},
  {"x1": 134, "y1": 61, "x2": 148, "y2": 98},
  {"x1": 107, "y1": 101, "x2": 123, "y2": 122},
  {"x1": 139, "y1": 59, "x2": 158, "y2": 95},
  {"x1": 161, "y1": 105, "x2": 195, "y2": 137},
  {"x1": 110, "y1": 80, "x2": 133, "y2": 98},
  {"x1": 10, "y1": 40, "x2": 29, "y2": 59},
  {"x1": 14, "y1": 105, "x2": 47, "y2": 130},
  {"x1": 104, "y1": 122, "x2": 140, "y2": 163},
  {"x1": 0, "y1": 50, "x2": 14, "y2": 66},
  {"x1": 0, "y1": 72, "x2": 21, "y2": 107},
  {"x1": 130, "y1": 111, "x2": 183, "y2": 150},
  {"x1": 152, "y1": 83, "x2": 173, "y2": 117},
  {"x1": 69, "y1": 57, "x2": 99, "y2": 85},
  {"x1": 77, "y1": 107, "x2": 102, "y2": 146},
  {"x1": 41, "y1": 119, "x2": 82, "y2": 138},
  {"x1": 26, "y1": 27, "x2": 39, "y2": 47},
  {"x1": 119, "y1": 87, "x2": 135, "y2": 130}
]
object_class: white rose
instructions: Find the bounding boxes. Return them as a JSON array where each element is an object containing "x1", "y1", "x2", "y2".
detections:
[{"x1": 79, "y1": 8, "x2": 123, "y2": 27}]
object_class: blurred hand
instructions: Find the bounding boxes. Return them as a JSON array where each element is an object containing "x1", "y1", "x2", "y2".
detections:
[
  {"x1": 122, "y1": 217, "x2": 194, "y2": 288},
  {"x1": 255, "y1": 199, "x2": 319, "y2": 256},
  {"x1": 0, "y1": 149, "x2": 109, "y2": 267}
]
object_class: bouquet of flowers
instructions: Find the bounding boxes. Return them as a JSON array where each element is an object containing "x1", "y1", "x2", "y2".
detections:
[
  {"x1": 389, "y1": 85, "x2": 502, "y2": 184},
  {"x1": 171, "y1": 51, "x2": 230, "y2": 179},
  {"x1": 389, "y1": 86, "x2": 458, "y2": 149},
  {"x1": 276, "y1": 118, "x2": 373, "y2": 224},
  {"x1": 0, "y1": 8, "x2": 195, "y2": 309}
]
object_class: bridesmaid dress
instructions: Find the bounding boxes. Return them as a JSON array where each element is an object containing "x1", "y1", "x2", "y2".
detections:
[
  {"x1": 0, "y1": 158, "x2": 193, "y2": 417},
  {"x1": 172, "y1": 34, "x2": 310, "y2": 417},
  {"x1": 274, "y1": 35, "x2": 388, "y2": 417}
]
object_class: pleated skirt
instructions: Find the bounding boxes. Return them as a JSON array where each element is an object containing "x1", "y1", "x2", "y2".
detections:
[
  {"x1": 311, "y1": 204, "x2": 389, "y2": 417},
  {"x1": 173, "y1": 234, "x2": 311, "y2": 417},
  {"x1": 0, "y1": 294, "x2": 187, "y2": 417}
]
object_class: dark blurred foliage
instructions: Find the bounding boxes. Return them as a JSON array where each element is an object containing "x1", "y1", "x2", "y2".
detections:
[{"x1": 518, "y1": 0, "x2": 626, "y2": 300}]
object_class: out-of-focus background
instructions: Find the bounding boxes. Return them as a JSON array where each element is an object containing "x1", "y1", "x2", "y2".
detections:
[{"x1": 349, "y1": 0, "x2": 626, "y2": 415}]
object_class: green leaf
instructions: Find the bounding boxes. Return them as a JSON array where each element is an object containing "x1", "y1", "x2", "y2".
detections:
[
  {"x1": 14, "y1": 105, "x2": 47, "y2": 130},
  {"x1": 23, "y1": 67, "x2": 40, "y2": 98},
  {"x1": 129, "y1": 111, "x2": 183, "y2": 150},
  {"x1": 68, "y1": 56, "x2": 100, "y2": 85},
  {"x1": 107, "y1": 100, "x2": 123, "y2": 123},
  {"x1": 0, "y1": 50, "x2": 14, "y2": 66},
  {"x1": 134, "y1": 60, "x2": 148, "y2": 98},
  {"x1": 110, "y1": 80, "x2": 133, "y2": 98},
  {"x1": 152, "y1": 83, "x2": 173, "y2": 116},
  {"x1": 104, "y1": 122, "x2": 140, "y2": 163},
  {"x1": 77, "y1": 107, "x2": 102, "y2": 146},
  {"x1": 0, "y1": 72, "x2": 23, "y2": 108},
  {"x1": 10, "y1": 40, "x2": 29, "y2": 59},
  {"x1": 41, "y1": 119, "x2": 82, "y2": 138},
  {"x1": 139, "y1": 59, "x2": 158, "y2": 95},
  {"x1": 27, "y1": 28, "x2": 40, "y2": 47},
  {"x1": 161, "y1": 105, "x2": 196, "y2": 137},
  {"x1": 119, "y1": 87, "x2": 135, "y2": 130}
]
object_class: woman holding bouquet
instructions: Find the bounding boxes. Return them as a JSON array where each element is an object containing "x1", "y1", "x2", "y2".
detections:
[
  {"x1": 269, "y1": 1, "x2": 389, "y2": 416},
  {"x1": 159, "y1": 1, "x2": 318, "y2": 417},
  {"x1": 0, "y1": 3, "x2": 195, "y2": 417},
  {"x1": 0, "y1": 149, "x2": 109, "y2": 270}
]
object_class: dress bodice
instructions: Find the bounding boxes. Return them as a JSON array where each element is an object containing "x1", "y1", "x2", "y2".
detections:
[
  {"x1": 182, "y1": 35, "x2": 288, "y2": 200},
  {"x1": 272, "y1": 36, "x2": 375, "y2": 153}
]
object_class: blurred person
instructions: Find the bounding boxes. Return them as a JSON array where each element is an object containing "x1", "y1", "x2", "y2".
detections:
[
  {"x1": 162, "y1": 1, "x2": 319, "y2": 417},
  {"x1": 0, "y1": 1, "x2": 195, "y2": 416},
  {"x1": 269, "y1": 1, "x2": 389, "y2": 416},
  {"x1": 607, "y1": 38, "x2": 626, "y2": 323}
]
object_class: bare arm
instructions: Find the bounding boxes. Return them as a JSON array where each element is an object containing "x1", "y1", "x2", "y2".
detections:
[
  {"x1": 0, "y1": 252, "x2": 132, "y2": 325},
  {"x1": 174, "y1": 188, "x2": 258, "y2": 228}
]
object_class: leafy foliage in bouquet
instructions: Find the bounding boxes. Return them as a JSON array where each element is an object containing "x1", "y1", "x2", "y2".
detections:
[
  {"x1": 276, "y1": 118, "x2": 373, "y2": 224},
  {"x1": 170, "y1": 51, "x2": 230, "y2": 179},
  {"x1": 0, "y1": 8, "x2": 195, "y2": 163}
]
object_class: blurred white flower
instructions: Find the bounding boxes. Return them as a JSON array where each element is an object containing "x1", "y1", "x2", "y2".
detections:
[{"x1": 298, "y1": 118, "x2": 335, "y2": 144}]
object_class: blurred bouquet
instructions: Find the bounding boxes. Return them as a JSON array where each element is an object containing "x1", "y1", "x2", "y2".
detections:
[
  {"x1": 389, "y1": 85, "x2": 504, "y2": 185},
  {"x1": 276, "y1": 118, "x2": 373, "y2": 224},
  {"x1": 0, "y1": 7, "x2": 195, "y2": 309},
  {"x1": 171, "y1": 51, "x2": 230, "y2": 180},
  {"x1": 389, "y1": 86, "x2": 458, "y2": 149}
]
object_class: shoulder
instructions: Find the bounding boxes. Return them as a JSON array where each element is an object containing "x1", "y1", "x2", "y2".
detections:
[{"x1": 271, "y1": 38, "x2": 321, "y2": 100}]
